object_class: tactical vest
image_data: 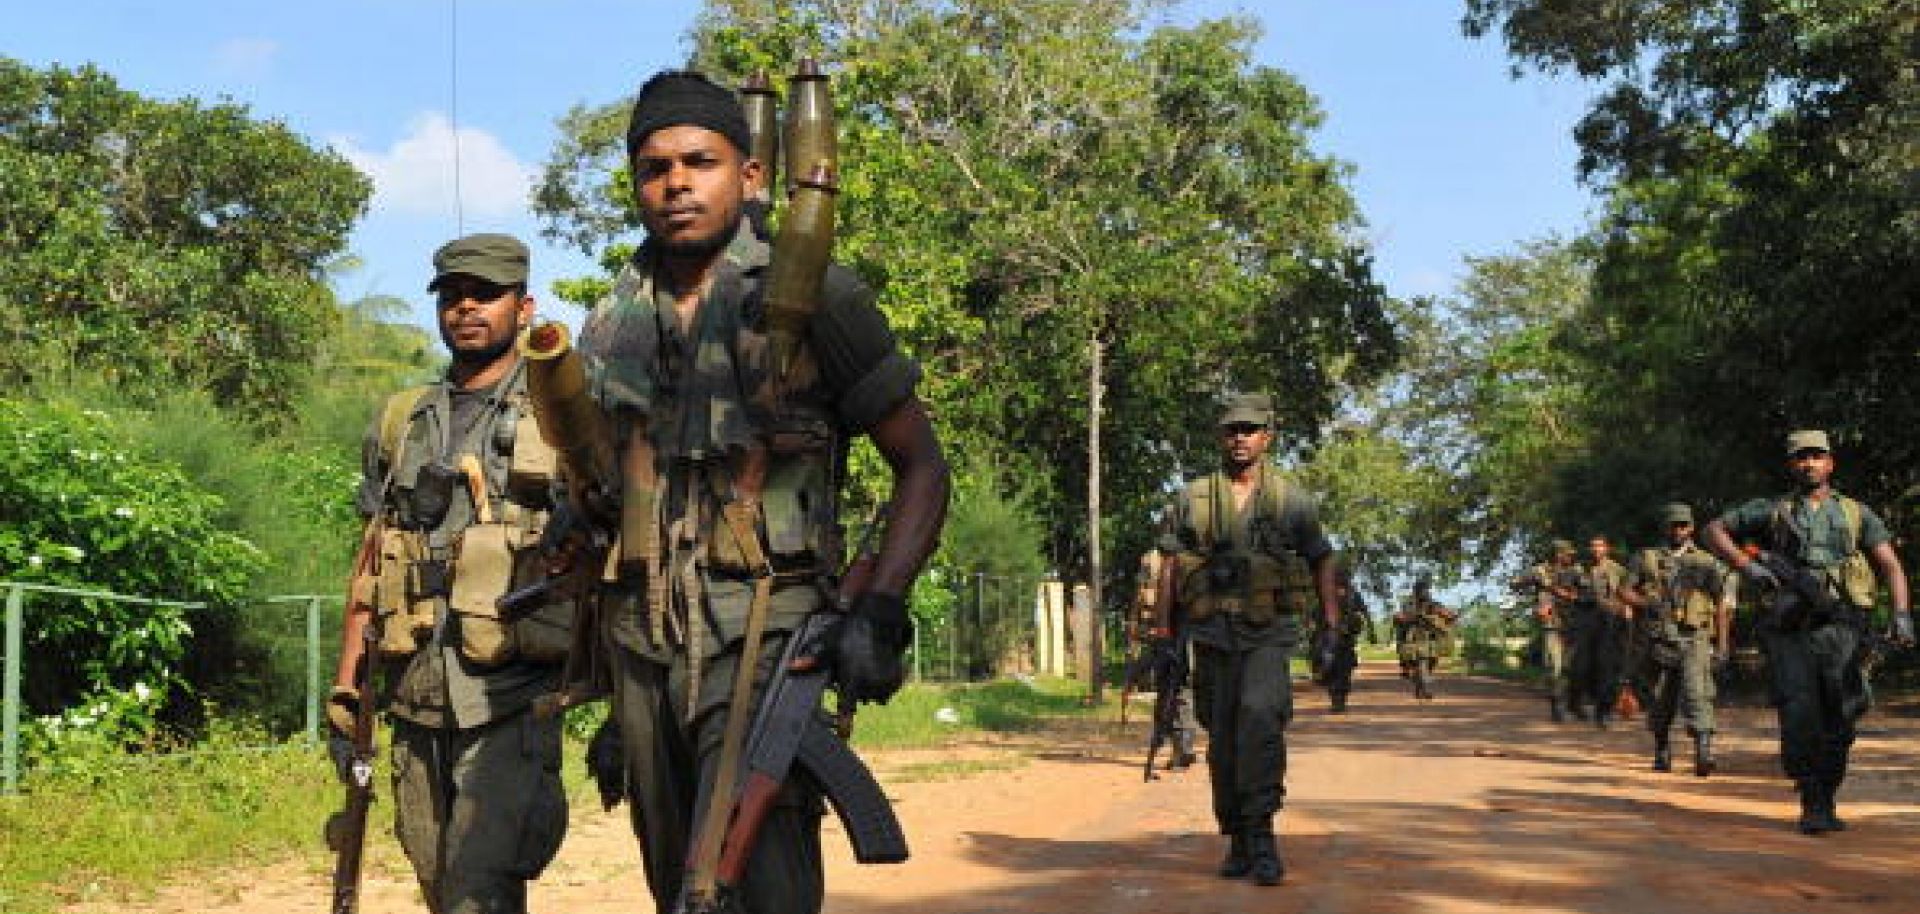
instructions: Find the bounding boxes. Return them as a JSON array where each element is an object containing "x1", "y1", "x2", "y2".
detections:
[
  {"x1": 358, "y1": 374, "x2": 572, "y2": 666},
  {"x1": 1636, "y1": 547, "x2": 1721, "y2": 634},
  {"x1": 579, "y1": 238, "x2": 845, "y2": 649},
  {"x1": 1767, "y1": 493, "x2": 1877, "y2": 609},
  {"x1": 1172, "y1": 466, "x2": 1316, "y2": 625}
]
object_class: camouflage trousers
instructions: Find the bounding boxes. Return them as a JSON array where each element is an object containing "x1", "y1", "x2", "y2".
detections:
[
  {"x1": 1191, "y1": 614, "x2": 1298, "y2": 835},
  {"x1": 1762, "y1": 616, "x2": 1869, "y2": 784},
  {"x1": 389, "y1": 712, "x2": 569, "y2": 914},
  {"x1": 607, "y1": 633, "x2": 827, "y2": 914},
  {"x1": 1643, "y1": 625, "x2": 1717, "y2": 736}
]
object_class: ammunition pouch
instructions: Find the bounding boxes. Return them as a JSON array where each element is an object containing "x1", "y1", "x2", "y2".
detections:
[
  {"x1": 506, "y1": 413, "x2": 557, "y2": 507},
  {"x1": 371, "y1": 529, "x2": 436, "y2": 658},
  {"x1": 449, "y1": 518, "x2": 573, "y2": 667},
  {"x1": 404, "y1": 460, "x2": 461, "y2": 530},
  {"x1": 1830, "y1": 554, "x2": 1878, "y2": 610},
  {"x1": 703, "y1": 449, "x2": 833, "y2": 577},
  {"x1": 1177, "y1": 549, "x2": 1310, "y2": 625},
  {"x1": 1676, "y1": 589, "x2": 1718, "y2": 632}
]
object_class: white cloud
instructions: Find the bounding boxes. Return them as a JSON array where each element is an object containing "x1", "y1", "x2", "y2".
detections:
[
  {"x1": 331, "y1": 113, "x2": 534, "y2": 219},
  {"x1": 213, "y1": 38, "x2": 278, "y2": 79}
]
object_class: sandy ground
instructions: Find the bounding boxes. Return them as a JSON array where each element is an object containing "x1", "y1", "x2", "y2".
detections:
[{"x1": 65, "y1": 662, "x2": 1920, "y2": 914}]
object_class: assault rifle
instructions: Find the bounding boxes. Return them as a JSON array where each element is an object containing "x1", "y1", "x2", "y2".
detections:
[
  {"x1": 325, "y1": 519, "x2": 384, "y2": 914},
  {"x1": 1142, "y1": 625, "x2": 1192, "y2": 782},
  {"x1": 673, "y1": 518, "x2": 908, "y2": 914},
  {"x1": 1747, "y1": 550, "x2": 1844, "y2": 631}
]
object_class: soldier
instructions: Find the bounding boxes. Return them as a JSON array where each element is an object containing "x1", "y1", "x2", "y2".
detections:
[
  {"x1": 1314, "y1": 566, "x2": 1375, "y2": 713},
  {"x1": 1154, "y1": 393, "x2": 1341, "y2": 887},
  {"x1": 1624, "y1": 503, "x2": 1734, "y2": 775},
  {"x1": 1567, "y1": 534, "x2": 1631, "y2": 729},
  {"x1": 574, "y1": 71, "x2": 949, "y2": 912},
  {"x1": 326, "y1": 233, "x2": 570, "y2": 913},
  {"x1": 1393, "y1": 578, "x2": 1457, "y2": 701},
  {"x1": 1705, "y1": 430, "x2": 1912, "y2": 834},
  {"x1": 1518, "y1": 540, "x2": 1581, "y2": 721},
  {"x1": 1132, "y1": 550, "x2": 1196, "y2": 767}
]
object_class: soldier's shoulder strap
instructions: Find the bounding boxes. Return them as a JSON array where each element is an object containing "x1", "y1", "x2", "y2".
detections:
[
  {"x1": 376, "y1": 385, "x2": 433, "y2": 463},
  {"x1": 1767, "y1": 491, "x2": 1865, "y2": 554}
]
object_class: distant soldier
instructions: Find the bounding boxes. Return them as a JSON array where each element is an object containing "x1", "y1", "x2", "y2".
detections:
[
  {"x1": 1518, "y1": 540, "x2": 1582, "y2": 721},
  {"x1": 1135, "y1": 549, "x2": 1197, "y2": 768},
  {"x1": 1624, "y1": 503, "x2": 1734, "y2": 775},
  {"x1": 1568, "y1": 534, "x2": 1631, "y2": 728},
  {"x1": 1705, "y1": 430, "x2": 1912, "y2": 834},
  {"x1": 1393, "y1": 578, "x2": 1457, "y2": 701},
  {"x1": 1155, "y1": 393, "x2": 1341, "y2": 886},
  {"x1": 1313, "y1": 566, "x2": 1375, "y2": 712}
]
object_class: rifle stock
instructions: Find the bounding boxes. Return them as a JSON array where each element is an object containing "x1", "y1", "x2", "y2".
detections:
[{"x1": 327, "y1": 517, "x2": 384, "y2": 914}]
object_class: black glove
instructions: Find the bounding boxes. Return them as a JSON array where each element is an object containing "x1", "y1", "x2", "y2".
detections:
[
  {"x1": 828, "y1": 592, "x2": 915, "y2": 704},
  {"x1": 585, "y1": 719, "x2": 627, "y2": 811},
  {"x1": 1890, "y1": 611, "x2": 1916, "y2": 648},
  {"x1": 1739, "y1": 557, "x2": 1781, "y2": 590},
  {"x1": 327, "y1": 730, "x2": 358, "y2": 786}
]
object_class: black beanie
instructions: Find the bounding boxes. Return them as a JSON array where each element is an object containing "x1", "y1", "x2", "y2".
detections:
[{"x1": 625, "y1": 70, "x2": 752, "y2": 158}]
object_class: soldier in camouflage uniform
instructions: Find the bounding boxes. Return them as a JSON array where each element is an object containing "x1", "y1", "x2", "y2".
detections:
[
  {"x1": 1313, "y1": 566, "x2": 1374, "y2": 713},
  {"x1": 1518, "y1": 540, "x2": 1581, "y2": 722},
  {"x1": 574, "y1": 72, "x2": 949, "y2": 912},
  {"x1": 1567, "y1": 535, "x2": 1631, "y2": 728},
  {"x1": 328, "y1": 233, "x2": 569, "y2": 914},
  {"x1": 1624, "y1": 503, "x2": 1734, "y2": 776},
  {"x1": 1393, "y1": 578, "x2": 1456, "y2": 701},
  {"x1": 1706, "y1": 430, "x2": 1912, "y2": 835},
  {"x1": 1154, "y1": 393, "x2": 1342, "y2": 887}
]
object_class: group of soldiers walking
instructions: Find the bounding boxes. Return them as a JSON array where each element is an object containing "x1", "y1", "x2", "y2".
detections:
[
  {"x1": 1518, "y1": 430, "x2": 1913, "y2": 833},
  {"x1": 315, "y1": 64, "x2": 1915, "y2": 914}
]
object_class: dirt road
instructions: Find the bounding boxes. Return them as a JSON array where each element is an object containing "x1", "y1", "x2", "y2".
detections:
[{"x1": 76, "y1": 663, "x2": 1920, "y2": 913}]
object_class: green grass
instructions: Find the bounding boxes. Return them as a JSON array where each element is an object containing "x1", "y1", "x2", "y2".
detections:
[
  {"x1": 886, "y1": 756, "x2": 1030, "y2": 782},
  {"x1": 848, "y1": 675, "x2": 1102, "y2": 749}
]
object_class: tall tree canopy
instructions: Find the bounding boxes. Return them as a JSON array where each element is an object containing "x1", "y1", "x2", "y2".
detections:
[
  {"x1": 532, "y1": 0, "x2": 1399, "y2": 578},
  {"x1": 0, "y1": 58, "x2": 371, "y2": 423}
]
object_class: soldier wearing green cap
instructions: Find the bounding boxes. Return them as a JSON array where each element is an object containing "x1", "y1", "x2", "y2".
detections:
[
  {"x1": 1152, "y1": 392, "x2": 1341, "y2": 886},
  {"x1": 326, "y1": 232, "x2": 572, "y2": 913},
  {"x1": 1706, "y1": 430, "x2": 1912, "y2": 834},
  {"x1": 1516, "y1": 539, "x2": 1582, "y2": 721},
  {"x1": 1624, "y1": 503, "x2": 1735, "y2": 775}
]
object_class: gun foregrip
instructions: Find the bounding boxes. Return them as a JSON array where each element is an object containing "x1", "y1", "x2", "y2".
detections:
[{"x1": 797, "y1": 723, "x2": 908, "y2": 864}]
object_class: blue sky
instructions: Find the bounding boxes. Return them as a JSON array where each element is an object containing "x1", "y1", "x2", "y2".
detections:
[{"x1": 8, "y1": 0, "x2": 1599, "y2": 335}]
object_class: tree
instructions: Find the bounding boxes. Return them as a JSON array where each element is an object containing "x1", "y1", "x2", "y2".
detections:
[
  {"x1": 532, "y1": 0, "x2": 1399, "y2": 613},
  {"x1": 0, "y1": 58, "x2": 371, "y2": 423}
]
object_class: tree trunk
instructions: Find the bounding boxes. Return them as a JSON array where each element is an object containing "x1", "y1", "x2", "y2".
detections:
[{"x1": 1087, "y1": 331, "x2": 1105, "y2": 704}]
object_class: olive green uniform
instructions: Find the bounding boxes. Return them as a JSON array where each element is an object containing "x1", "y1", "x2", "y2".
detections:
[
  {"x1": 1566, "y1": 558, "x2": 1630, "y2": 722},
  {"x1": 1396, "y1": 596, "x2": 1454, "y2": 700},
  {"x1": 1162, "y1": 464, "x2": 1331, "y2": 838},
  {"x1": 1521, "y1": 559, "x2": 1580, "y2": 717},
  {"x1": 1629, "y1": 543, "x2": 1731, "y2": 741},
  {"x1": 1716, "y1": 492, "x2": 1890, "y2": 799},
  {"x1": 578, "y1": 225, "x2": 918, "y2": 914},
  {"x1": 1313, "y1": 591, "x2": 1371, "y2": 710},
  {"x1": 357, "y1": 372, "x2": 569, "y2": 914}
]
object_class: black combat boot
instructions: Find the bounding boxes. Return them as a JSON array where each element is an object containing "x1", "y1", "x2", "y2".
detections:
[
  {"x1": 1330, "y1": 691, "x2": 1348, "y2": 713},
  {"x1": 1796, "y1": 780, "x2": 1831, "y2": 835},
  {"x1": 1692, "y1": 732, "x2": 1715, "y2": 777},
  {"x1": 1819, "y1": 774, "x2": 1847, "y2": 832},
  {"x1": 1568, "y1": 703, "x2": 1589, "y2": 722},
  {"x1": 1217, "y1": 830, "x2": 1251, "y2": 878},
  {"x1": 1549, "y1": 696, "x2": 1565, "y2": 723},
  {"x1": 1172, "y1": 731, "x2": 1197, "y2": 770},
  {"x1": 1246, "y1": 829, "x2": 1283, "y2": 886},
  {"x1": 1652, "y1": 732, "x2": 1672, "y2": 772}
]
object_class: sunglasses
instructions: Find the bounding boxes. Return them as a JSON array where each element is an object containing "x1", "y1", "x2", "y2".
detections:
[{"x1": 1221, "y1": 423, "x2": 1267, "y2": 437}]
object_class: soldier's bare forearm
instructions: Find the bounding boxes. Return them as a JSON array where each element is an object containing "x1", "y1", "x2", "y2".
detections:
[{"x1": 865, "y1": 398, "x2": 950, "y2": 597}]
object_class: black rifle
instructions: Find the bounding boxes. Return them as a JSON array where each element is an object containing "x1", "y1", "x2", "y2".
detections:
[
  {"x1": 1142, "y1": 625, "x2": 1193, "y2": 781},
  {"x1": 673, "y1": 611, "x2": 909, "y2": 914},
  {"x1": 1750, "y1": 551, "x2": 1844, "y2": 631},
  {"x1": 325, "y1": 573, "x2": 380, "y2": 914}
]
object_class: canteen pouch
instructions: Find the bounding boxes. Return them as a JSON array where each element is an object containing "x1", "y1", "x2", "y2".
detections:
[
  {"x1": 506, "y1": 413, "x2": 557, "y2": 507},
  {"x1": 508, "y1": 525, "x2": 572, "y2": 663},
  {"x1": 1832, "y1": 553, "x2": 1878, "y2": 610}
]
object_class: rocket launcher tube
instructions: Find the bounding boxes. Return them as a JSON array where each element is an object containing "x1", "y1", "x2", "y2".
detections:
[
  {"x1": 782, "y1": 59, "x2": 835, "y2": 199},
  {"x1": 762, "y1": 163, "x2": 838, "y2": 387},
  {"x1": 518, "y1": 322, "x2": 621, "y2": 524},
  {"x1": 741, "y1": 71, "x2": 779, "y2": 205}
]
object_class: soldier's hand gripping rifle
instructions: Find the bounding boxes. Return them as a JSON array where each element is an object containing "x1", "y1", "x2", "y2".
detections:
[
  {"x1": 1142, "y1": 623, "x2": 1192, "y2": 781},
  {"x1": 324, "y1": 516, "x2": 385, "y2": 914}
]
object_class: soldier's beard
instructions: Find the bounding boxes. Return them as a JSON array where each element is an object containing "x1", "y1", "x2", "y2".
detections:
[
  {"x1": 449, "y1": 334, "x2": 517, "y2": 370},
  {"x1": 658, "y1": 213, "x2": 741, "y2": 260}
]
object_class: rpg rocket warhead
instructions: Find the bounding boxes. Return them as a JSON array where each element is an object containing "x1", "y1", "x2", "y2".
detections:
[
  {"x1": 518, "y1": 322, "x2": 620, "y2": 524},
  {"x1": 782, "y1": 59, "x2": 835, "y2": 200},
  {"x1": 740, "y1": 71, "x2": 779, "y2": 205},
  {"x1": 763, "y1": 162, "x2": 839, "y2": 385}
]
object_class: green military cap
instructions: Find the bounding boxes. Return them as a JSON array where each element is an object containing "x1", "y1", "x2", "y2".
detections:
[
  {"x1": 1550, "y1": 539, "x2": 1576, "y2": 555},
  {"x1": 1219, "y1": 392, "x2": 1274, "y2": 427},
  {"x1": 1660, "y1": 502, "x2": 1695, "y2": 525},
  {"x1": 1785, "y1": 429, "x2": 1830, "y2": 455},
  {"x1": 427, "y1": 233, "x2": 529, "y2": 291}
]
